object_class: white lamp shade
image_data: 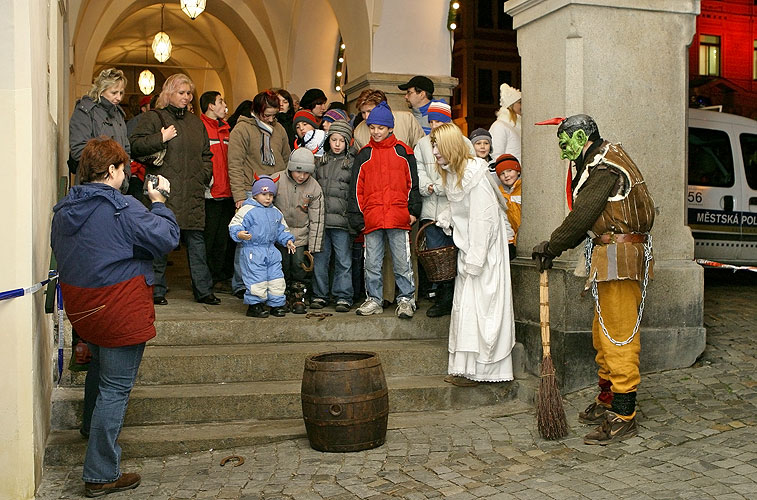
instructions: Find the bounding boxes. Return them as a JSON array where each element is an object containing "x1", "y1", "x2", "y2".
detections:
[
  {"x1": 138, "y1": 69, "x2": 155, "y2": 95},
  {"x1": 181, "y1": 0, "x2": 206, "y2": 19},
  {"x1": 152, "y1": 31, "x2": 172, "y2": 63}
]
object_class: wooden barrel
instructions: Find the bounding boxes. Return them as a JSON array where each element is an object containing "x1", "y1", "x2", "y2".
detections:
[{"x1": 301, "y1": 351, "x2": 388, "y2": 452}]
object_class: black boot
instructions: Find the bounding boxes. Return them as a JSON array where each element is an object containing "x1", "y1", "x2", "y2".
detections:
[
  {"x1": 246, "y1": 303, "x2": 269, "y2": 318},
  {"x1": 291, "y1": 282, "x2": 307, "y2": 314},
  {"x1": 426, "y1": 280, "x2": 453, "y2": 317}
]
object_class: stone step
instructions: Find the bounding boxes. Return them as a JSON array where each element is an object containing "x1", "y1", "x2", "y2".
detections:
[
  {"x1": 51, "y1": 375, "x2": 521, "y2": 430},
  {"x1": 64, "y1": 302, "x2": 450, "y2": 346},
  {"x1": 45, "y1": 399, "x2": 536, "y2": 466},
  {"x1": 62, "y1": 340, "x2": 450, "y2": 386}
]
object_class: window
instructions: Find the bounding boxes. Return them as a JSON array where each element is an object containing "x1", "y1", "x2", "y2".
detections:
[
  {"x1": 477, "y1": 68, "x2": 493, "y2": 104},
  {"x1": 688, "y1": 127, "x2": 734, "y2": 187},
  {"x1": 698, "y1": 35, "x2": 721, "y2": 76},
  {"x1": 754, "y1": 40, "x2": 757, "y2": 80},
  {"x1": 740, "y1": 133, "x2": 757, "y2": 190},
  {"x1": 477, "y1": 0, "x2": 493, "y2": 29}
]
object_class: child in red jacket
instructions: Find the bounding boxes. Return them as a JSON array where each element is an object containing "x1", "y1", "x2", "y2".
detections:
[{"x1": 348, "y1": 101, "x2": 421, "y2": 319}]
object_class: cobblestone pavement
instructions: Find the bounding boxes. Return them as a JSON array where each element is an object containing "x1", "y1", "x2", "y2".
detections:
[{"x1": 37, "y1": 270, "x2": 757, "y2": 499}]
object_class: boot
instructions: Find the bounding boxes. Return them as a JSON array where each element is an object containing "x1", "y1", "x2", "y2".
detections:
[
  {"x1": 291, "y1": 282, "x2": 307, "y2": 314},
  {"x1": 426, "y1": 280, "x2": 453, "y2": 317}
]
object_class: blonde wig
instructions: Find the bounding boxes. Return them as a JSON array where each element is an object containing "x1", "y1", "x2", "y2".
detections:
[
  {"x1": 87, "y1": 68, "x2": 127, "y2": 101},
  {"x1": 156, "y1": 73, "x2": 196, "y2": 109},
  {"x1": 429, "y1": 123, "x2": 474, "y2": 189}
]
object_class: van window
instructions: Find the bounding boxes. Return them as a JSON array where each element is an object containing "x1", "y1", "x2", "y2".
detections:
[
  {"x1": 740, "y1": 133, "x2": 757, "y2": 190},
  {"x1": 688, "y1": 127, "x2": 735, "y2": 187}
]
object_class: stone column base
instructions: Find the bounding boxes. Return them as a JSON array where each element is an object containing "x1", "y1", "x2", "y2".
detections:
[
  {"x1": 343, "y1": 72, "x2": 458, "y2": 114},
  {"x1": 511, "y1": 258, "x2": 706, "y2": 393}
]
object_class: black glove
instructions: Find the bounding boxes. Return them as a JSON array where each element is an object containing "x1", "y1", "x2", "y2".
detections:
[{"x1": 531, "y1": 240, "x2": 555, "y2": 273}]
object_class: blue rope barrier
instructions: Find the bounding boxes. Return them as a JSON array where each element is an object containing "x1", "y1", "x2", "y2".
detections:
[{"x1": 0, "y1": 272, "x2": 58, "y2": 301}]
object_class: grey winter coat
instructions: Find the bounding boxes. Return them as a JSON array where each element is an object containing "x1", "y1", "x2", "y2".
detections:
[
  {"x1": 69, "y1": 95, "x2": 131, "y2": 162},
  {"x1": 315, "y1": 151, "x2": 354, "y2": 230},
  {"x1": 129, "y1": 106, "x2": 213, "y2": 231},
  {"x1": 273, "y1": 170, "x2": 325, "y2": 252}
]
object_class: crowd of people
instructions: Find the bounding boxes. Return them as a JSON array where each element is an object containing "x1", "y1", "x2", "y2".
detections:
[{"x1": 57, "y1": 67, "x2": 655, "y2": 495}]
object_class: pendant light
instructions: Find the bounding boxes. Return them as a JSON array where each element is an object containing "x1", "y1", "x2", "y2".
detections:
[
  {"x1": 180, "y1": 0, "x2": 206, "y2": 19},
  {"x1": 152, "y1": 4, "x2": 172, "y2": 63},
  {"x1": 138, "y1": 43, "x2": 155, "y2": 95}
]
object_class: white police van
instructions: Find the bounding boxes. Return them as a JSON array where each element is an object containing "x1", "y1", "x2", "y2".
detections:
[{"x1": 687, "y1": 108, "x2": 757, "y2": 264}]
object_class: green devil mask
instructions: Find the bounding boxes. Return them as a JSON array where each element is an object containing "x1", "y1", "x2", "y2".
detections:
[{"x1": 558, "y1": 129, "x2": 588, "y2": 161}]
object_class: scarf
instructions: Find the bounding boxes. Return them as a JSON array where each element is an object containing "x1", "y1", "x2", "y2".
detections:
[{"x1": 254, "y1": 115, "x2": 275, "y2": 166}]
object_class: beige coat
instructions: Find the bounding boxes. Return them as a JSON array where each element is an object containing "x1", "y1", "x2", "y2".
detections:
[
  {"x1": 228, "y1": 116, "x2": 291, "y2": 203},
  {"x1": 272, "y1": 170, "x2": 325, "y2": 252}
]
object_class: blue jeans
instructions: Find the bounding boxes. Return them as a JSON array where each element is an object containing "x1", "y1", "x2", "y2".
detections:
[
  {"x1": 313, "y1": 228, "x2": 353, "y2": 304},
  {"x1": 82, "y1": 343, "x2": 145, "y2": 483},
  {"x1": 364, "y1": 229, "x2": 415, "y2": 304},
  {"x1": 422, "y1": 220, "x2": 454, "y2": 249}
]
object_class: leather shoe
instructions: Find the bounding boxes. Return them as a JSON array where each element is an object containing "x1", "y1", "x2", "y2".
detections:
[
  {"x1": 153, "y1": 296, "x2": 168, "y2": 306},
  {"x1": 270, "y1": 306, "x2": 287, "y2": 317},
  {"x1": 198, "y1": 294, "x2": 221, "y2": 305},
  {"x1": 85, "y1": 472, "x2": 141, "y2": 497}
]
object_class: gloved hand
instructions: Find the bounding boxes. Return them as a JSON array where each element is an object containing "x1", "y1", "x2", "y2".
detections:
[{"x1": 531, "y1": 240, "x2": 555, "y2": 273}]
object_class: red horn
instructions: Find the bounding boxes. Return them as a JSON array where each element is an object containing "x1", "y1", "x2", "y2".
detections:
[
  {"x1": 254, "y1": 173, "x2": 261, "y2": 181},
  {"x1": 272, "y1": 175, "x2": 280, "y2": 183},
  {"x1": 535, "y1": 117, "x2": 566, "y2": 126}
]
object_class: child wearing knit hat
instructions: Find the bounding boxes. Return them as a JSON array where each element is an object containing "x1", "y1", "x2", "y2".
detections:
[
  {"x1": 273, "y1": 148, "x2": 325, "y2": 314},
  {"x1": 229, "y1": 174, "x2": 296, "y2": 318},
  {"x1": 310, "y1": 119, "x2": 356, "y2": 312},
  {"x1": 348, "y1": 100, "x2": 422, "y2": 319},
  {"x1": 494, "y1": 153, "x2": 522, "y2": 258},
  {"x1": 469, "y1": 128, "x2": 494, "y2": 169},
  {"x1": 293, "y1": 110, "x2": 326, "y2": 157},
  {"x1": 321, "y1": 108, "x2": 350, "y2": 133}
]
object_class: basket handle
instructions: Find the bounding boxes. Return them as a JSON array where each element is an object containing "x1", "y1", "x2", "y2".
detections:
[{"x1": 415, "y1": 220, "x2": 436, "y2": 253}]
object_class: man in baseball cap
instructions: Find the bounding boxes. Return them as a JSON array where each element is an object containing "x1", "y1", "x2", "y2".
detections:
[{"x1": 399, "y1": 76, "x2": 435, "y2": 135}]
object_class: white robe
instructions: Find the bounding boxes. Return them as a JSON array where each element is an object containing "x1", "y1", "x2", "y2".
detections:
[{"x1": 438, "y1": 158, "x2": 515, "y2": 382}]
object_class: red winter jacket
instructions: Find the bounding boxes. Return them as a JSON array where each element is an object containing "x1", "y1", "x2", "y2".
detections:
[
  {"x1": 201, "y1": 113, "x2": 231, "y2": 198},
  {"x1": 347, "y1": 133, "x2": 421, "y2": 234}
]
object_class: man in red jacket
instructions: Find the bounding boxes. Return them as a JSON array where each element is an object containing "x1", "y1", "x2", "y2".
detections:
[
  {"x1": 200, "y1": 91, "x2": 234, "y2": 291},
  {"x1": 348, "y1": 101, "x2": 422, "y2": 319}
]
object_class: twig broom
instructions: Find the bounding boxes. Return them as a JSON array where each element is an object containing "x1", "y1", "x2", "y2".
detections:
[{"x1": 537, "y1": 271, "x2": 569, "y2": 440}]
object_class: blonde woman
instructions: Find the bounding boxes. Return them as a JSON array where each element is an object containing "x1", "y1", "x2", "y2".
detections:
[
  {"x1": 488, "y1": 83, "x2": 521, "y2": 161},
  {"x1": 130, "y1": 73, "x2": 218, "y2": 306},
  {"x1": 69, "y1": 68, "x2": 130, "y2": 179},
  {"x1": 430, "y1": 123, "x2": 515, "y2": 386}
]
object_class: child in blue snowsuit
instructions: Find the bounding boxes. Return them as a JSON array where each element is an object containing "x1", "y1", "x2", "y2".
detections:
[{"x1": 229, "y1": 175, "x2": 296, "y2": 318}]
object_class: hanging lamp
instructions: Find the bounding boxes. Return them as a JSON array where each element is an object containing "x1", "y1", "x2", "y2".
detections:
[
  {"x1": 180, "y1": 0, "x2": 206, "y2": 19},
  {"x1": 138, "y1": 43, "x2": 155, "y2": 95},
  {"x1": 152, "y1": 4, "x2": 172, "y2": 63}
]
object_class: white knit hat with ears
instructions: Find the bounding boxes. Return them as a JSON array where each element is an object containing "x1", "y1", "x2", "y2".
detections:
[{"x1": 499, "y1": 83, "x2": 522, "y2": 109}]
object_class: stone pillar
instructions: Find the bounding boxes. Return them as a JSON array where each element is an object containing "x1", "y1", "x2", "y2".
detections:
[
  {"x1": 505, "y1": 0, "x2": 705, "y2": 392},
  {"x1": 342, "y1": 0, "x2": 457, "y2": 114}
]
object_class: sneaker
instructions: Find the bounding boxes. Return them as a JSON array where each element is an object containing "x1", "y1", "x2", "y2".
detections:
[
  {"x1": 583, "y1": 411, "x2": 638, "y2": 445},
  {"x1": 356, "y1": 299, "x2": 383, "y2": 316},
  {"x1": 334, "y1": 300, "x2": 351, "y2": 313},
  {"x1": 396, "y1": 299, "x2": 415, "y2": 319},
  {"x1": 85, "y1": 472, "x2": 141, "y2": 497},
  {"x1": 310, "y1": 298, "x2": 327, "y2": 309},
  {"x1": 578, "y1": 401, "x2": 611, "y2": 424}
]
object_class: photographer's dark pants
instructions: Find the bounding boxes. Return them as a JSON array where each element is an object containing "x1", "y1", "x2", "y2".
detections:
[{"x1": 153, "y1": 230, "x2": 214, "y2": 300}]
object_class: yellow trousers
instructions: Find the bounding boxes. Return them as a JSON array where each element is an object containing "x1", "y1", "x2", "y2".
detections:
[{"x1": 592, "y1": 280, "x2": 642, "y2": 394}]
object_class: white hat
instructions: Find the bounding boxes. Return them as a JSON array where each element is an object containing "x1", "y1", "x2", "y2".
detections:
[{"x1": 499, "y1": 83, "x2": 521, "y2": 109}]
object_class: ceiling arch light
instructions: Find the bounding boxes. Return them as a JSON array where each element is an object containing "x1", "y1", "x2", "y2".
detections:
[
  {"x1": 180, "y1": 0, "x2": 206, "y2": 20},
  {"x1": 139, "y1": 69, "x2": 155, "y2": 95},
  {"x1": 152, "y1": 4, "x2": 171, "y2": 63}
]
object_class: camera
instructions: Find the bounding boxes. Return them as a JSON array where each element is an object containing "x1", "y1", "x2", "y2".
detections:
[{"x1": 143, "y1": 174, "x2": 170, "y2": 198}]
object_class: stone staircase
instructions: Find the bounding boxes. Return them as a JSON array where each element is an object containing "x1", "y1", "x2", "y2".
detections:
[{"x1": 45, "y1": 255, "x2": 529, "y2": 465}]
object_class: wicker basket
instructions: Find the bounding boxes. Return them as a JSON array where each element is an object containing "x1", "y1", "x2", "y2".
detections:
[{"x1": 415, "y1": 221, "x2": 458, "y2": 282}]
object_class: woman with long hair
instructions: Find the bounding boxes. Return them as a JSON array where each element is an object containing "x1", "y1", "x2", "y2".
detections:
[
  {"x1": 130, "y1": 73, "x2": 219, "y2": 306},
  {"x1": 275, "y1": 89, "x2": 296, "y2": 147},
  {"x1": 429, "y1": 123, "x2": 515, "y2": 386}
]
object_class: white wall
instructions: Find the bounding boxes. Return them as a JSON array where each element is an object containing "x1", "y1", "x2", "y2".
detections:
[{"x1": 0, "y1": 1, "x2": 60, "y2": 497}]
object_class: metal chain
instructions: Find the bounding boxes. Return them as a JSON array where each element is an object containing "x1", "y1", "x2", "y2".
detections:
[{"x1": 585, "y1": 234, "x2": 653, "y2": 346}]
